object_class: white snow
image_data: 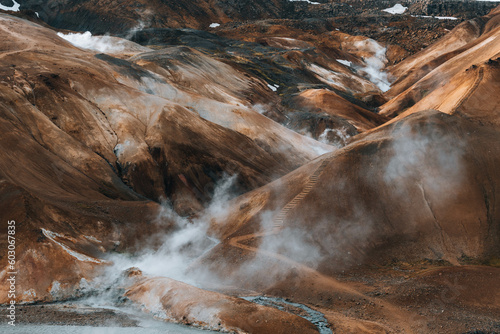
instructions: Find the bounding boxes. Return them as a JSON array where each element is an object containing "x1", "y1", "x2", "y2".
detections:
[
  {"x1": 41, "y1": 228, "x2": 104, "y2": 264},
  {"x1": 382, "y1": 4, "x2": 407, "y2": 14},
  {"x1": 209, "y1": 23, "x2": 220, "y2": 28},
  {"x1": 0, "y1": 0, "x2": 20, "y2": 12},
  {"x1": 84, "y1": 235, "x2": 102, "y2": 243},
  {"x1": 50, "y1": 281, "x2": 61, "y2": 296},
  {"x1": 267, "y1": 83, "x2": 279, "y2": 92},
  {"x1": 288, "y1": 0, "x2": 321, "y2": 4},
  {"x1": 114, "y1": 140, "x2": 133, "y2": 157},
  {"x1": 435, "y1": 16, "x2": 458, "y2": 20},
  {"x1": 23, "y1": 289, "x2": 37, "y2": 299},
  {"x1": 337, "y1": 59, "x2": 352, "y2": 67},
  {"x1": 253, "y1": 104, "x2": 268, "y2": 115},
  {"x1": 412, "y1": 15, "x2": 458, "y2": 20}
]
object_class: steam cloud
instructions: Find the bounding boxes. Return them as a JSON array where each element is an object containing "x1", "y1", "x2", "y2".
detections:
[
  {"x1": 57, "y1": 31, "x2": 128, "y2": 54},
  {"x1": 318, "y1": 128, "x2": 351, "y2": 147},
  {"x1": 57, "y1": 18, "x2": 150, "y2": 54},
  {"x1": 99, "y1": 176, "x2": 239, "y2": 289},
  {"x1": 383, "y1": 115, "x2": 465, "y2": 197},
  {"x1": 353, "y1": 39, "x2": 391, "y2": 92}
]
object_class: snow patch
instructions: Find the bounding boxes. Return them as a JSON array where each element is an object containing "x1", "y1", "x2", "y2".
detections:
[
  {"x1": 336, "y1": 59, "x2": 352, "y2": 67},
  {"x1": 289, "y1": 0, "x2": 320, "y2": 4},
  {"x1": 382, "y1": 4, "x2": 407, "y2": 14},
  {"x1": 267, "y1": 83, "x2": 279, "y2": 92},
  {"x1": 435, "y1": 16, "x2": 458, "y2": 20},
  {"x1": 23, "y1": 288, "x2": 37, "y2": 299},
  {"x1": 50, "y1": 281, "x2": 61, "y2": 296},
  {"x1": 79, "y1": 278, "x2": 92, "y2": 291},
  {"x1": 307, "y1": 63, "x2": 377, "y2": 94},
  {"x1": 41, "y1": 228, "x2": 104, "y2": 264},
  {"x1": 412, "y1": 15, "x2": 458, "y2": 20},
  {"x1": 0, "y1": 0, "x2": 20, "y2": 12},
  {"x1": 209, "y1": 23, "x2": 220, "y2": 28}
]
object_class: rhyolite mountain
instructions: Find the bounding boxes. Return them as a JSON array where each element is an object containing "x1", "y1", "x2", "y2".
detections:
[
  {"x1": 7, "y1": 0, "x2": 499, "y2": 34},
  {"x1": 0, "y1": 2, "x2": 499, "y2": 334}
]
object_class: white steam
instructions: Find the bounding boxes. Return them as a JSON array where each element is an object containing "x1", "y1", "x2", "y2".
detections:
[
  {"x1": 252, "y1": 104, "x2": 268, "y2": 115},
  {"x1": 124, "y1": 20, "x2": 147, "y2": 40},
  {"x1": 354, "y1": 39, "x2": 391, "y2": 92},
  {"x1": 110, "y1": 209, "x2": 214, "y2": 285},
  {"x1": 106, "y1": 206, "x2": 210, "y2": 286},
  {"x1": 113, "y1": 140, "x2": 133, "y2": 158},
  {"x1": 318, "y1": 128, "x2": 351, "y2": 147},
  {"x1": 57, "y1": 31, "x2": 126, "y2": 54},
  {"x1": 101, "y1": 176, "x2": 239, "y2": 287},
  {"x1": 411, "y1": 15, "x2": 458, "y2": 20},
  {"x1": 296, "y1": 127, "x2": 350, "y2": 150},
  {"x1": 310, "y1": 141, "x2": 334, "y2": 156},
  {"x1": 383, "y1": 117, "x2": 465, "y2": 198},
  {"x1": 205, "y1": 175, "x2": 238, "y2": 218},
  {"x1": 258, "y1": 210, "x2": 323, "y2": 267},
  {"x1": 231, "y1": 200, "x2": 375, "y2": 287}
]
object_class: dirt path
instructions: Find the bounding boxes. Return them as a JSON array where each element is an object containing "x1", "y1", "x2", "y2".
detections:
[
  {"x1": 226, "y1": 155, "x2": 421, "y2": 333},
  {"x1": 228, "y1": 156, "x2": 334, "y2": 264},
  {"x1": 0, "y1": 18, "x2": 37, "y2": 59}
]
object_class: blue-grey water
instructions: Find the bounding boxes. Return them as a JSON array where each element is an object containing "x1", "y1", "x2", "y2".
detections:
[{"x1": 243, "y1": 295, "x2": 333, "y2": 334}]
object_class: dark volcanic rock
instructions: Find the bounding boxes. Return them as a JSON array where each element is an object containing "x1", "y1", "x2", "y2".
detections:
[
  {"x1": 408, "y1": 0, "x2": 500, "y2": 19},
  {"x1": 12, "y1": 0, "x2": 492, "y2": 36}
]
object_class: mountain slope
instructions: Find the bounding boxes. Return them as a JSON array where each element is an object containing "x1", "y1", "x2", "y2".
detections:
[
  {"x1": 381, "y1": 6, "x2": 500, "y2": 118},
  {"x1": 0, "y1": 13, "x2": 331, "y2": 303}
]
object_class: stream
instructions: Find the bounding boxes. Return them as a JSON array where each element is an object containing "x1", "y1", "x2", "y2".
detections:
[{"x1": 242, "y1": 295, "x2": 333, "y2": 334}]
